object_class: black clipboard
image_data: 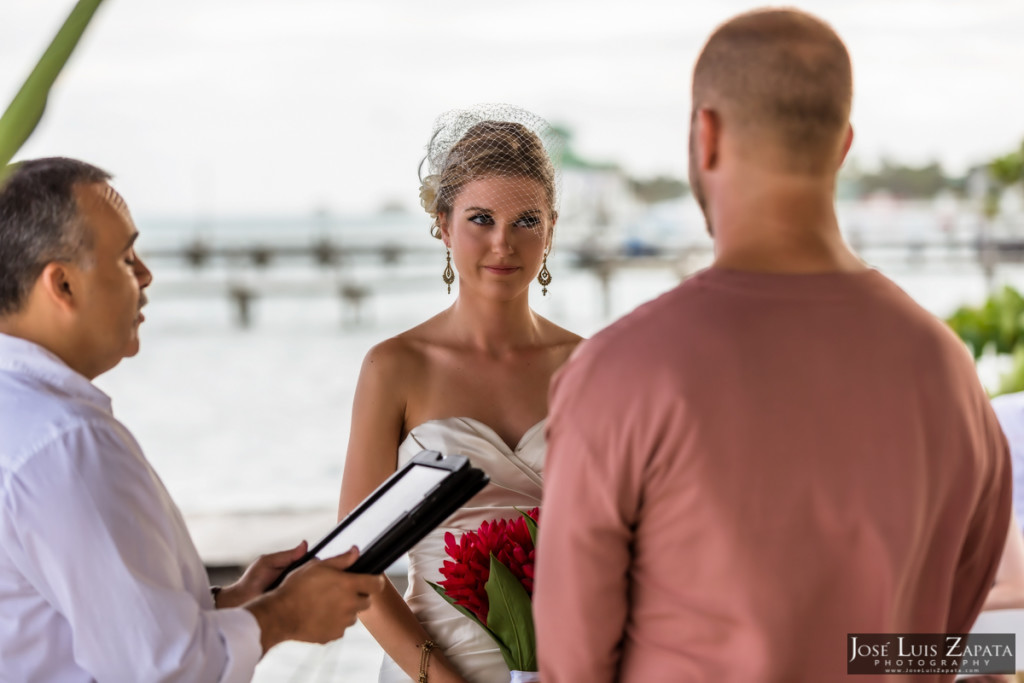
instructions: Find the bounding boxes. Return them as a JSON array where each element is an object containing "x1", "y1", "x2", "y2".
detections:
[{"x1": 267, "y1": 450, "x2": 488, "y2": 589}]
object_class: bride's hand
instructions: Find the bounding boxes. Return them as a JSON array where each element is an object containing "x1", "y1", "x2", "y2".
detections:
[{"x1": 215, "y1": 541, "x2": 308, "y2": 608}]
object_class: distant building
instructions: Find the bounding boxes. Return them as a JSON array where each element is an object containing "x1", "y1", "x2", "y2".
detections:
[{"x1": 550, "y1": 126, "x2": 641, "y2": 250}]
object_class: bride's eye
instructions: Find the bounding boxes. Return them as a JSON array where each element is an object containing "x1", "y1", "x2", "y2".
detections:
[
  {"x1": 514, "y1": 215, "x2": 541, "y2": 229},
  {"x1": 469, "y1": 213, "x2": 494, "y2": 226}
]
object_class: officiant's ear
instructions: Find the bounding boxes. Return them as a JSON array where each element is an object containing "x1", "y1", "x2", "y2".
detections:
[{"x1": 38, "y1": 261, "x2": 77, "y2": 313}]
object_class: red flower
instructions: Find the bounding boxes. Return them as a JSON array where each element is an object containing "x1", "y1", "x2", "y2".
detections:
[{"x1": 436, "y1": 508, "x2": 539, "y2": 624}]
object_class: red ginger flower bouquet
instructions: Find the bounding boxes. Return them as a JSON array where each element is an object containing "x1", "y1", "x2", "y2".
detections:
[{"x1": 428, "y1": 508, "x2": 539, "y2": 674}]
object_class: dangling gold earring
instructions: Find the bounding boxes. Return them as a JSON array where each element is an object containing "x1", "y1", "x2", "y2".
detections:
[
  {"x1": 537, "y1": 250, "x2": 552, "y2": 296},
  {"x1": 442, "y1": 248, "x2": 455, "y2": 294}
]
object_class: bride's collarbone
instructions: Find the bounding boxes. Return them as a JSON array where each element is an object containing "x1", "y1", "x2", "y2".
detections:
[
  {"x1": 422, "y1": 335, "x2": 568, "y2": 368},
  {"x1": 432, "y1": 356, "x2": 559, "y2": 390}
]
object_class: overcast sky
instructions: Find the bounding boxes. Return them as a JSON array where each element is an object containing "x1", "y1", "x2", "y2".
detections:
[{"x1": 3, "y1": 0, "x2": 1023, "y2": 218}]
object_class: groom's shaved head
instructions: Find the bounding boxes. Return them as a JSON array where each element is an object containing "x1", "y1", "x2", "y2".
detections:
[{"x1": 693, "y1": 9, "x2": 852, "y2": 172}]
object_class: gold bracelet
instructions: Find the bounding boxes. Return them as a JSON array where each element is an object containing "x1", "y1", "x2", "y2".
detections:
[{"x1": 418, "y1": 639, "x2": 437, "y2": 683}]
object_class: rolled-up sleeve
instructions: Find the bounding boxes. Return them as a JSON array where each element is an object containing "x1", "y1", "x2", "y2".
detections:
[{"x1": 3, "y1": 420, "x2": 261, "y2": 682}]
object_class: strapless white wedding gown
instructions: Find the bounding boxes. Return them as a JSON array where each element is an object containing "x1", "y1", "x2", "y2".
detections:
[{"x1": 378, "y1": 417, "x2": 545, "y2": 683}]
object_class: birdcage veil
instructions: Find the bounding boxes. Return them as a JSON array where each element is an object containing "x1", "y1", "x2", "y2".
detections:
[{"x1": 417, "y1": 104, "x2": 564, "y2": 240}]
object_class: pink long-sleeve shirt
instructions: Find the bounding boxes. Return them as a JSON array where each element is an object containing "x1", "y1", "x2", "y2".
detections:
[{"x1": 536, "y1": 267, "x2": 1011, "y2": 682}]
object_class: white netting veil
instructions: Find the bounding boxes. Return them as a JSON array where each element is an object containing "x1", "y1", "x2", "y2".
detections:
[{"x1": 417, "y1": 104, "x2": 564, "y2": 240}]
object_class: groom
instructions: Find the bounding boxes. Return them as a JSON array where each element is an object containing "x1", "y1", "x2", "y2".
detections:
[{"x1": 535, "y1": 9, "x2": 1011, "y2": 682}]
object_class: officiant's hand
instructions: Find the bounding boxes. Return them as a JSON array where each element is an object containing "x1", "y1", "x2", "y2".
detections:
[
  {"x1": 214, "y1": 540, "x2": 309, "y2": 608},
  {"x1": 244, "y1": 547, "x2": 385, "y2": 653}
]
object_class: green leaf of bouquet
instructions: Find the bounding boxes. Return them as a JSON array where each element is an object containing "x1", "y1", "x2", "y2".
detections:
[
  {"x1": 485, "y1": 554, "x2": 537, "y2": 672},
  {"x1": 423, "y1": 581, "x2": 512, "y2": 667},
  {"x1": 516, "y1": 507, "x2": 540, "y2": 548},
  {"x1": 426, "y1": 580, "x2": 484, "y2": 627},
  {"x1": 0, "y1": 0, "x2": 107, "y2": 181}
]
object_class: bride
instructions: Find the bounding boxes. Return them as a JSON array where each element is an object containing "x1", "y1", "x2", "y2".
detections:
[{"x1": 338, "y1": 106, "x2": 581, "y2": 683}]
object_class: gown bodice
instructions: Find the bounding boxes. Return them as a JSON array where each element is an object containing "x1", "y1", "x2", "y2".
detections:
[{"x1": 378, "y1": 417, "x2": 545, "y2": 683}]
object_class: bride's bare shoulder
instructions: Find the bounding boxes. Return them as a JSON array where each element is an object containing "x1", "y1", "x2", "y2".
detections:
[
  {"x1": 361, "y1": 313, "x2": 448, "y2": 378},
  {"x1": 536, "y1": 316, "x2": 585, "y2": 359}
]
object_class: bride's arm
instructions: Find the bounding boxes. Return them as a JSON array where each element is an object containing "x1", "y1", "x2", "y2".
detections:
[{"x1": 339, "y1": 341, "x2": 468, "y2": 683}]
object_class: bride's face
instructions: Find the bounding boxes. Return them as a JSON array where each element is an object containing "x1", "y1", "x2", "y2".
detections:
[{"x1": 439, "y1": 175, "x2": 553, "y2": 300}]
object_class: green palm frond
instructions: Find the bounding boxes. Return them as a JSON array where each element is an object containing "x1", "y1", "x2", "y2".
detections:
[{"x1": 0, "y1": 0, "x2": 107, "y2": 182}]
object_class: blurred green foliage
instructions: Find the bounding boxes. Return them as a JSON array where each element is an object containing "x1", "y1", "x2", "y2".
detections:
[
  {"x1": 982, "y1": 140, "x2": 1024, "y2": 218},
  {"x1": 996, "y1": 346, "x2": 1024, "y2": 396},
  {"x1": 843, "y1": 159, "x2": 962, "y2": 199},
  {"x1": 946, "y1": 286, "x2": 1024, "y2": 395},
  {"x1": 859, "y1": 160, "x2": 958, "y2": 198},
  {"x1": 947, "y1": 286, "x2": 1024, "y2": 360},
  {"x1": 990, "y1": 145, "x2": 1024, "y2": 187},
  {"x1": 0, "y1": 0, "x2": 106, "y2": 183},
  {"x1": 630, "y1": 176, "x2": 689, "y2": 204}
]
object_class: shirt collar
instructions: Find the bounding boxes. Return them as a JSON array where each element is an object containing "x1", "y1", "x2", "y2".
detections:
[{"x1": 0, "y1": 332, "x2": 112, "y2": 413}]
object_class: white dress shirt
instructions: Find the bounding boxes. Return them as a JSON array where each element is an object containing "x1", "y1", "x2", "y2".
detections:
[{"x1": 0, "y1": 333, "x2": 262, "y2": 682}]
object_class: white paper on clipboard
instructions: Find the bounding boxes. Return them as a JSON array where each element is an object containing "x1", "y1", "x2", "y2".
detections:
[{"x1": 315, "y1": 465, "x2": 449, "y2": 560}]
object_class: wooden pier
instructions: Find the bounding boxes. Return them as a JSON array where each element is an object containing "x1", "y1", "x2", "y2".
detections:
[{"x1": 139, "y1": 235, "x2": 1024, "y2": 327}]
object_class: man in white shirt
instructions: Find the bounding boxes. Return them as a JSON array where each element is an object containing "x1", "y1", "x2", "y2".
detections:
[{"x1": 0, "y1": 157, "x2": 384, "y2": 682}]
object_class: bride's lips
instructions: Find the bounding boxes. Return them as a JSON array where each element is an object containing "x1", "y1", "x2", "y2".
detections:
[{"x1": 483, "y1": 266, "x2": 520, "y2": 275}]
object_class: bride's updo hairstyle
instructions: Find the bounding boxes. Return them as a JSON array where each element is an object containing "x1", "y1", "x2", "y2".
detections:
[{"x1": 418, "y1": 104, "x2": 563, "y2": 240}]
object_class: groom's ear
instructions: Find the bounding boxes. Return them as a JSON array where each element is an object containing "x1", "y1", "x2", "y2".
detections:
[
  {"x1": 696, "y1": 108, "x2": 720, "y2": 172},
  {"x1": 838, "y1": 124, "x2": 854, "y2": 168}
]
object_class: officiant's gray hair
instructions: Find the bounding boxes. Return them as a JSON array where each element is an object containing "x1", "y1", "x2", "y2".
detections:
[{"x1": 0, "y1": 157, "x2": 111, "y2": 315}]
